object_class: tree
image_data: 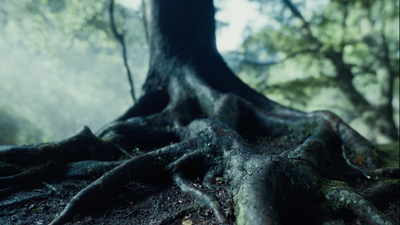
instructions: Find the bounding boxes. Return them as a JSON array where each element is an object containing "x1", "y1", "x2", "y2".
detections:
[
  {"x1": 0, "y1": 0, "x2": 398, "y2": 224},
  {"x1": 0, "y1": 0, "x2": 147, "y2": 141},
  {"x1": 237, "y1": 0, "x2": 399, "y2": 144}
]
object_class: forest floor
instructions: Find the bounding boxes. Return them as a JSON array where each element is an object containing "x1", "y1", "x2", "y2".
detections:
[
  {"x1": 0, "y1": 178, "x2": 236, "y2": 225},
  {"x1": 0, "y1": 141, "x2": 398, "y2": 225}
]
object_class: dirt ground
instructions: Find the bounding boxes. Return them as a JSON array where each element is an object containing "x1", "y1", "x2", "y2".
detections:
[
  {"x1": 1, "y1": 140, "x2": 398, "y2": 224},
  {"x1": 1, "y1": 177, "x2": 397, "y2": 225},
  {"x1": 0, "y1": 177, "x2": 236, "y2": 225}
]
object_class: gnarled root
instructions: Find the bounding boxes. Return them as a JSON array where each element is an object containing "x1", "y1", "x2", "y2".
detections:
[
  {"x1": 324, "y1": 184, "x2": 396, "y2": 225},
  {"x1": 1, "y1": 70, "x2": 398, "y2": 225}
]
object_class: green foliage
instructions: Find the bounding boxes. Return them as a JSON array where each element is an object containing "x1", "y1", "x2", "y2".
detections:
[
  {"x1": 0, "y1": 0, "x2": 146, "y2": 54},
  {"x1": 238, "y1": 0, "x2": 399, "y2": 96},
  {"x1": 258, "y1": 76, "x2": 337, "y2": 106},
  {"x1": 235, "y1": 0, "x2": 399, "y2": 142}
]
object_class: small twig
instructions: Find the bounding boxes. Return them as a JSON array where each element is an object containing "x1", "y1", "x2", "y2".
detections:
[
  {"x1": 242, "y1": 49, "x2": 320, "y2": 68},
  {"x1": 115, "y1": 144, "x2": 134, "y2": 159},
  {"x1": 282, "y1": 0, "x2": 321, "y2": 45},
  {"x1": 342, "y1": 145, "x2": 370, "y2": 179},
  {"x1": 356, "y1": 167, "x2": 371, "y2": 179}
]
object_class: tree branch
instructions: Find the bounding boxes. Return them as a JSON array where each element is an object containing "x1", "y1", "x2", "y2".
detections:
[
  {"x1": 241, "y1": 49, "x2": 319, "y2": 67},
  {"x1": 340, "y1": 1, "x2": 349, "y2": 50},
  {"x1": 281, "y1": 0, "x2": 321, "y2": 47},
  {"x1": 109, "y1": 0, "x2": 136, "y2": 103}
]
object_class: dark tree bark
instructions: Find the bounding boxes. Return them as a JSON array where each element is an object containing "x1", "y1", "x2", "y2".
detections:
[{"x1": 0, "y1": 0, "x2": 398, "y2": 224}]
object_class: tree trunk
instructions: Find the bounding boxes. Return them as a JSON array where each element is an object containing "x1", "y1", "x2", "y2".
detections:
[{"x1": 0, "y1": 0, "x2": 398, "y2": 224}]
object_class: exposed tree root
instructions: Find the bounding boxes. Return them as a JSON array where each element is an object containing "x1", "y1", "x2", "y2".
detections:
[
  {"x1": 358, "y1": 180, "x2": 399, "y2": 208},
  {"x1": 203, "y1": 165, "x2": 224, "y2": 189},
  {"x1": 0, "y1": 192, "x2": 50, "y2": 208},
  {"x1": 0, "y1": 181, "x2": 64, "y2": 208},
  {"x1": 1, "y1": 27, "x2": 398, "y2": 225},
  {"x1": 173, "y1": 173, "x2": 227, "y2": 223},
  {"x1": 324, "y1": 184, "x2": 396, "y2": 224},
  {"x1": 65, "y1": 160, "x2": 124, "y2": 179},
  {"x1": 1, "y1": 85, "x2": 398, "y2": 224}
]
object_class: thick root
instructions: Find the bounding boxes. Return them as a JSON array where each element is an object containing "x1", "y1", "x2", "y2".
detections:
[{"x1": 324, "y1": 185, "x2": 396, "y2": 225}]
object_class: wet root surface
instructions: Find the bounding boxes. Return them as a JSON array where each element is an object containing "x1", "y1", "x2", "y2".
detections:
[{"x1": 0, "y1": 65, "x2": 399, "y2": 225}]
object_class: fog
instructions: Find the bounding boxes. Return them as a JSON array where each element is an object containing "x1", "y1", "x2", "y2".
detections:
[
  {"x1": 0, "y1": 0, "x2": 149, "y2": 143},
  {"x1": 0, "y1": 0, "x2": 266, "y2": 144},
  {"x1": 0, "y1": 39, "x2": 149, "y2": 142},
  {"x1": 0, "y1": 0, "x2": 398, "y2": 145}
]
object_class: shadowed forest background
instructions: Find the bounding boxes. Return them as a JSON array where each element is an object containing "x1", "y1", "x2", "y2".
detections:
[{"x1": 0, "y1": 0, "x2": 398, "y2": 147}]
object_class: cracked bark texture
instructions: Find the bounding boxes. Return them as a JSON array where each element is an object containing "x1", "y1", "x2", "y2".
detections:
[{"x1": 0, "y1": 0, "x2": 398, "y2": 224}]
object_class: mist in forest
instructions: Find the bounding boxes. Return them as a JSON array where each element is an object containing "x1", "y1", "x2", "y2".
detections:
[
  {"x1": 0, "y1": 0, "x2": 150, "y2": 143},
  {"x1": 0, "y1": 0, "x2": 398, "y2": 145}
]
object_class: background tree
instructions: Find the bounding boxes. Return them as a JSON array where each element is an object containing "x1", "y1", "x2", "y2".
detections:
[
  {"x1": 0, "y1": 0, "x2": 399, "y2": 225},
  {"x1": 235, "y1": 0, "x2": 399, "y2": 144},
  {"x1": 0, "y1": 0, "x2": 147, "y2": 141}
]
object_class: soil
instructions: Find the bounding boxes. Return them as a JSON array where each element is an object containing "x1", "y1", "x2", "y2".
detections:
[
  {"x1": 0, "y1": 178, "x2": 236, "y2": 225},
  {"x1": 1, "y1": 136, "x2": 398, "y2": 225},
  {"x1": 2, "y1": 177, "x2": 397, "y2": 225}
]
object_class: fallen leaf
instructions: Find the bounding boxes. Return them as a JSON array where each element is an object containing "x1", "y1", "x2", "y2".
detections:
[
  {"x1": 182, "y1": 216, "x2": 193, "y2": 225},
  {"x1": 354, "y1": 156, "x2": 363, "y2": 166}
]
